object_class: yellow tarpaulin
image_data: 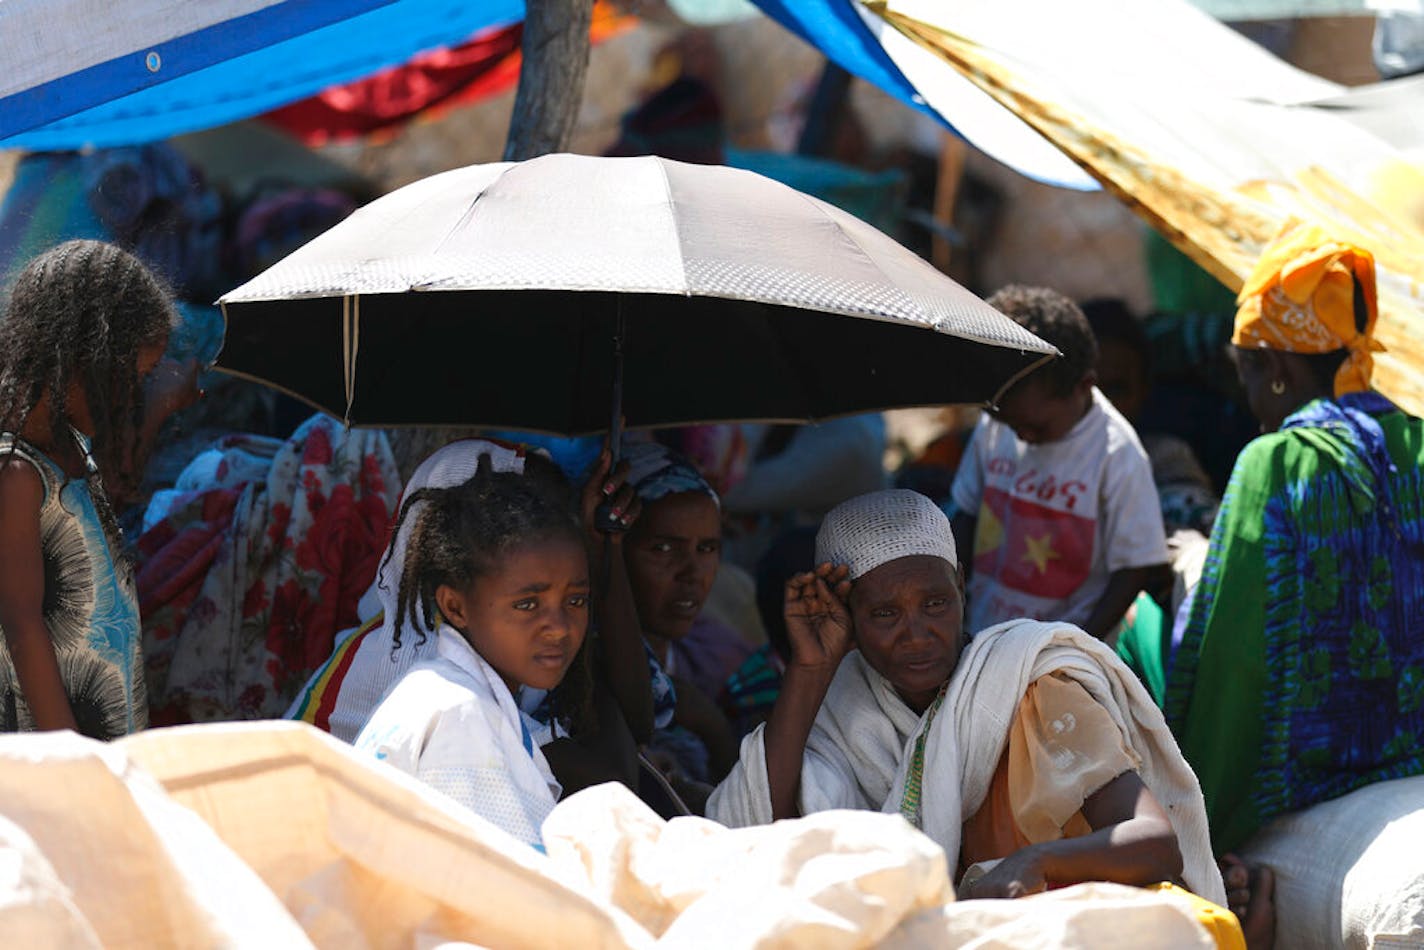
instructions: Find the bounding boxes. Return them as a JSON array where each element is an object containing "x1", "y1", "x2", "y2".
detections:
[{"x1": 869, "y1": 0, "x2": 1424, "y2": 413}]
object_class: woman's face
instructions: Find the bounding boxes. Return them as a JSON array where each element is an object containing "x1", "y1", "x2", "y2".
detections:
[
  {"x1": 1232, "y1": 345, "x2": 1292, "y2": 433},
  {"x1": 624, "y1": 491, "x2": 721, "y2": 642},
  {"x1": 849, "y1": 555, "x2": 965, "y2": 714},
  {"x1": 441, "y1": 535, "x2": 590, "y2": 694}
]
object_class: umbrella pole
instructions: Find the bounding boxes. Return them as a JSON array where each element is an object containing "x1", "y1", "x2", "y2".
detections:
[
  {"x1": 608, "y1": 302, "x2": 625, "y2": 464},
  {"x1": 595, "y1": 304, "x2": 627, "y2": 536}
]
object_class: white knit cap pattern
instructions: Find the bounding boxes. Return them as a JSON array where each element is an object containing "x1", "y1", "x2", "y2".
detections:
[{"x1": 815, "y1": 489, "x2": 959, "y2": 580}]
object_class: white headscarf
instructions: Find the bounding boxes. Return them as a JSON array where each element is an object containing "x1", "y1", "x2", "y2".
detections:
[
  {"x1": 366, "y1": 439, "x2": 531, "y2": 633},
  {"x1": 814, "y1": 489, "x2": 958, "y2": 581}
]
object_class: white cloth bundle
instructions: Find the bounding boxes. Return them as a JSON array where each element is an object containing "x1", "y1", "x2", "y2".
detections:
[{"x1": 709, "y1": 619, "x2": 1226, "y2": 906}]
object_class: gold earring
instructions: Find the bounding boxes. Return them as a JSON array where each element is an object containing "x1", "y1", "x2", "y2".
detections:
[{"x1": 1271, "y1": 380, "x2": 1286, "y2": 395}]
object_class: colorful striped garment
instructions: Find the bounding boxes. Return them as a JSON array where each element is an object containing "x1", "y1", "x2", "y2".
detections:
[
  {"x1": 287, "y1": 613, "x2": 385, "y2": 735},
  {"x1": 1165, "y1": 393, "x2": 1424, "y2": 853}
]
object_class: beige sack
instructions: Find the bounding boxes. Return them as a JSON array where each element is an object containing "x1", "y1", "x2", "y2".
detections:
[
  {"x1": 884, "y1": 882, "x2": 1216, "y2": 949},
  {"x1": 0, "y1": 730, "x2": 311, "y2": 948},
  {"x1": 119, "y1": 721, "x2": 644, "y2": 950},
  {"x1": 544, "y1": 782, "x2": 951, "y2": 947},
  {"x1": 1240, "y1": 775, "x2": 1424, "y2": 950},
  {"x1": 0, "y1": 722, "x2": 1224, "y2": 949}
]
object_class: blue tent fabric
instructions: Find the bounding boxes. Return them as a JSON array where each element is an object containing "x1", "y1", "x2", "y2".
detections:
[
  {"x1": 0, "y1": 1, "x2": 395, "y2": 142},
  {"x1": 749, "y1": 0, "x2": 941, "y2": 125},
  {"x1": 750, "y1": 1, "x2": 1099, "y2": 190},
  {"x1": 1, "y1": 0, "x2": 522, "y2": 150}
]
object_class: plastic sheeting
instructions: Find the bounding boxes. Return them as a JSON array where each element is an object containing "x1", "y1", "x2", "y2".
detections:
[{"x1": 0, "y1": 0, "x2": 521, "y2": 150}]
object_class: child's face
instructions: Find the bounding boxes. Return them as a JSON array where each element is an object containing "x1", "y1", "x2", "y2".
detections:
[
  {"x1": 444, "y1": 535, "x2": 590, "y2": 694},
  {"x1": 990, "y1": 377, "x2": 1093, "y2": 445},
  {"x1": 624, "y1": 491, "x2": 721, "y2": 642}
]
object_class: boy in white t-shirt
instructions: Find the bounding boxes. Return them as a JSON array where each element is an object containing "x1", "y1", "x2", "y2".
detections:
[{"x1": 950, "y1": 286, "x2": 1167, "y2": 640}]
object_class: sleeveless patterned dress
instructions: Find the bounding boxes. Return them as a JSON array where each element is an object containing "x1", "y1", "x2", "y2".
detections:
[{"x1": 0, "y1": 434, "x2": 146, "y2": 739}]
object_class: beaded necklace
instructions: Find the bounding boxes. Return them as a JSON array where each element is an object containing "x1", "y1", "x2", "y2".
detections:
[{"x1": 898, "y1": 682, "x2": 949, "y2": 828}]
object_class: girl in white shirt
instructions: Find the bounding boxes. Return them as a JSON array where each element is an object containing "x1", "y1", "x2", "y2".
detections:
[{"x1": 356, "y1": 453, "x2": 595, "y2": 849}]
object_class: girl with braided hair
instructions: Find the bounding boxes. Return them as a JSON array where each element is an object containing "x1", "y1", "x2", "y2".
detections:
[
  {"x1": 0, "y1": 240, "x2": 198, "y2": 739},
  {"x1": 355, "y1": 452, "x2": 603, "y2": 849}
]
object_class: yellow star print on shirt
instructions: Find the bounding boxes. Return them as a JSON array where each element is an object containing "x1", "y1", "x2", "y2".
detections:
[{"x1": 1021, "y1": 532, "x2": 1061, "y2": 575}]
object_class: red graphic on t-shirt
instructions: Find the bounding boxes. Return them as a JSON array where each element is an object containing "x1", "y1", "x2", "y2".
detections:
[{"x1": 974, "y1": 485, "x2": 1094, "y2": 598}]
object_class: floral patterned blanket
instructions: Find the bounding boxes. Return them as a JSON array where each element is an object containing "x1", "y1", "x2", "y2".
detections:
[{"x1": 136, "y1": 416, "x2": 398, "y2": 723}]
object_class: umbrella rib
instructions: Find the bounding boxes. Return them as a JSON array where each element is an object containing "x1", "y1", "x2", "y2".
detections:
[
  {"x1": 783, "y1": 187, "x2": 1053, "y2": 356},
  {"x1": 653, "y1": 158, "x2": 690, "y2": 290},
  {"x1": 428, "y1": 161, "x2": 519, "y2": 261},
  {"x1": 783, "y1": 186, "x2": 911, "y2": 317}
]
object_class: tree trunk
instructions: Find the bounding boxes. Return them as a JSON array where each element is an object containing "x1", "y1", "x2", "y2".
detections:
[{"x1": 503, "y1": 0, "x2": 594, "y2": 161}]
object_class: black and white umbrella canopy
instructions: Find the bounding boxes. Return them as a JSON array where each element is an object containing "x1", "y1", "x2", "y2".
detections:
[{"x1": 218, "y1": 153, "x2": 1055, "y2": 432}]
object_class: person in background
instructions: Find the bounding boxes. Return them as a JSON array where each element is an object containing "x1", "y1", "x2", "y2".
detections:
[
  {"x1": 1165, "y1": 222, "x2": 1424, "y2": 949},
  {"x1": 1081, "y1": 297, "x2": 1219, "y2": 704},
  {"x1": 0, "y1": 240, "x2": 198, "y2": 739},
  {"x1": 1082, "y1": 298, "x2": 1218, "y2": 537},
  {"x1": 719, "y1": 527, "x2": 817, "y2": 737},
  {"x1": 950, "y1": 286, "x2": 1167, "y2": 641},
  {"x1": 721, "y1": 416, "x2": 889, "y2": 570},
  {"x1": 622, "y1": 441, "x2": 745, "y2": 799}
]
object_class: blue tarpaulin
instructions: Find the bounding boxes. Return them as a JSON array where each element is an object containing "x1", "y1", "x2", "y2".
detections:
[
  {"x1": 748, "y1": 0, "x2": 1097, "y2": 189},
  {"x1": 750, "y1": 0, "x2": 938, "y2": 123},
  {"x1": 0, "y1": 0, "x2": 521, "y2": 150},
  {"x1": 4, "y1": 0, "x2": 1100, "y2": 190}
]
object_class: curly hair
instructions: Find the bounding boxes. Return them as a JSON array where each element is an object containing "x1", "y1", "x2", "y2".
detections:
[
  {"x1": 987, "y1": 284, "x2": 1098, "y2": 398},
  {"x1": 384, "y1": 452, "x2": 595, "y2": 736},
  {"x1": 0, "y1": 240, "x2": 177, "y2": 551}
]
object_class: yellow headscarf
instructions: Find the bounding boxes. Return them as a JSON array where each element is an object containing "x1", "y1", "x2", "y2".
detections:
[{"x1": 1232, "y1": 220, "x2": 1383, "y2": 396}]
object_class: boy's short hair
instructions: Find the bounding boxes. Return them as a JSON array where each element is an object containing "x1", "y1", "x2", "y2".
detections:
[{"x1": 987, "y1": 284, "x2": 1098, "y2": 397}]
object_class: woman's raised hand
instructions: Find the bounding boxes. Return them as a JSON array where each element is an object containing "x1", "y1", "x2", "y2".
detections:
[
  {"x1": 783, "y1": 562, "x2": 852, "y2": 671},
  {"x1": 581, "y1": 446, "x2": 642, "y2": 544}
]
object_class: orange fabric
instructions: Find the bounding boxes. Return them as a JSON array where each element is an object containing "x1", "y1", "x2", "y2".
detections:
[
  {"x1": 959, "y1": 674, "x2": 1138, "y2": 876},
  {"x1": 1232, "y1": 219, "x2": 1384, "y2": 396}
]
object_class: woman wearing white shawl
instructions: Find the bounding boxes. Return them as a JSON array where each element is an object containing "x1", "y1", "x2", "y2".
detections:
[{"x1": 708, "y1": 490, "x2": 1228, "y2": 911}]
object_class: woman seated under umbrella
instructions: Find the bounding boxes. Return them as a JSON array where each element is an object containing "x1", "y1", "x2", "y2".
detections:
[{"x1": 708, "y1": 489, "x2": 1239, "y2": 943}]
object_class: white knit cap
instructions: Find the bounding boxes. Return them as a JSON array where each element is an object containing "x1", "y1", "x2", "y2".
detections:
[{"x1": 815, "y1": 489, "x2": 959, "y2": 580}]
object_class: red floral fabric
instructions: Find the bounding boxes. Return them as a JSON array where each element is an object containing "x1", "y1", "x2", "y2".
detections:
[{"x1": 138, "y1": 417, "x2": 399, "y2": 723}]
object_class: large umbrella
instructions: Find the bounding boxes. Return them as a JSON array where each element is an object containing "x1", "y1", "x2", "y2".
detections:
[{"x1": 217, "y1": 153, "x2": 1055, "y2": 436}]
